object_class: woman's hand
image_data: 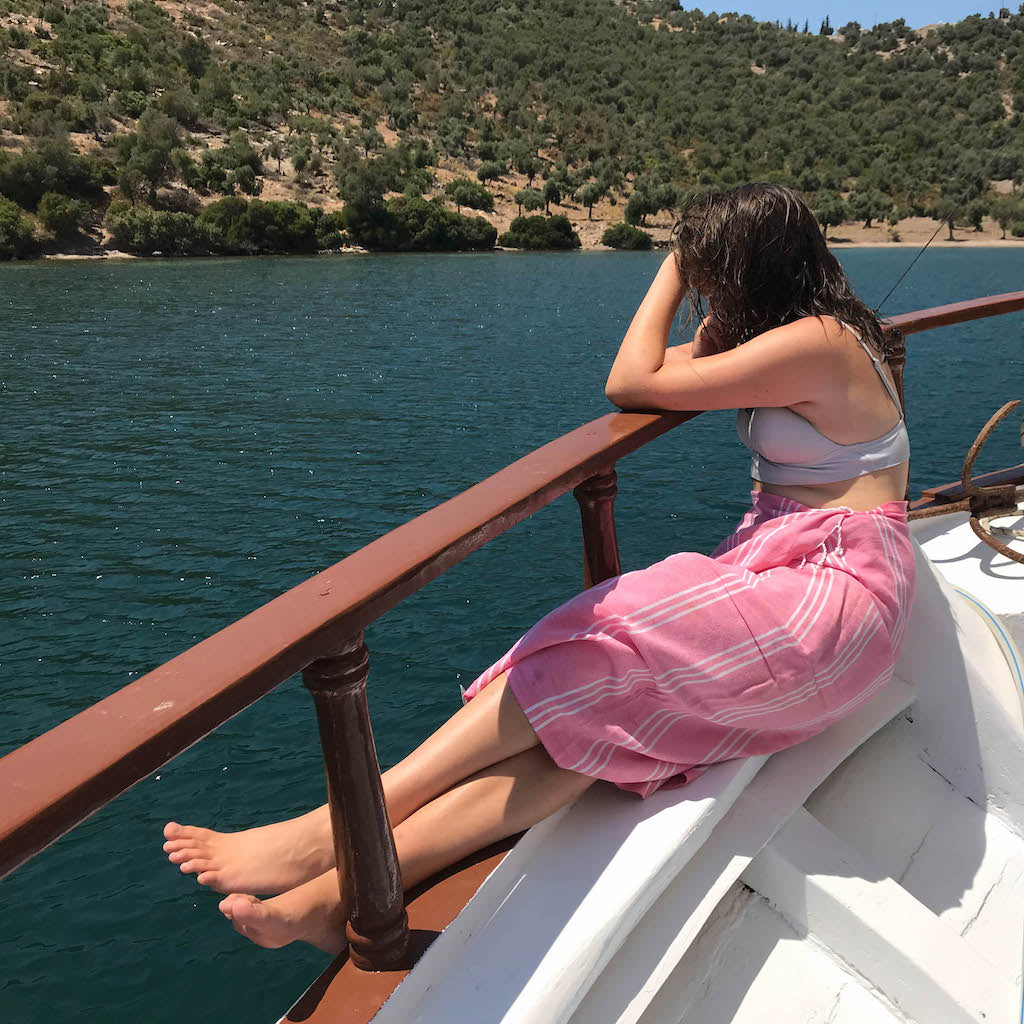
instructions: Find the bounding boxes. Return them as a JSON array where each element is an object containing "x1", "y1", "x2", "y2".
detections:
[{"x1": 692, "y1": 314, "x2": 731, "y2": 358}]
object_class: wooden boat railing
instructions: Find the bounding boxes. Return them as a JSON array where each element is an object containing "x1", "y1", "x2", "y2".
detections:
[{"x1": 2, "y1": 290, "x2": 1023, "y2": 973}]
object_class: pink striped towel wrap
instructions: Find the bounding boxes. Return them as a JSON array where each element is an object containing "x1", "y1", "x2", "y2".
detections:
[{"x1": 463, "y1": 489, "x2": 916, "y2": 798}]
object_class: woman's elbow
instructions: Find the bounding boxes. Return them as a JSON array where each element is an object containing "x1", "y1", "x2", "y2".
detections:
[
  {"x1": 604, "y1": 374, "x2": 629, "y2": 407},
  {"x1": 605, "y1": 380, "x2": 642, "y2": 410}
]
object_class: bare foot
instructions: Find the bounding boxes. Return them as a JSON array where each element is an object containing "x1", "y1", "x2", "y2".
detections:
[
  {"x1": 163, "y1": 808, "x2": 334, "y2": 895},
  {"x1": 219, "y1": 871, "x2": 347, "y2": 954}
]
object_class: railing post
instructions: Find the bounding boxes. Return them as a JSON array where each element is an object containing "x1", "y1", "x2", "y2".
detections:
[
  {"x1": 884, "y1": 325, "x2": 907, "y2": 417},
  {"x1": 573, "y1": 467, "x2": 621, "y2": 588},
  {"x1": 302, "y1": 632, "x2": 410, "y2": 971},
  {"x1": 884, "y1": 325, "x2": 909, "y2": 501}
]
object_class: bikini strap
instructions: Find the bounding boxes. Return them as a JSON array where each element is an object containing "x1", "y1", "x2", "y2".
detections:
[{"x1": 847, "y1": 327, "x2": 904, "y2": 419}]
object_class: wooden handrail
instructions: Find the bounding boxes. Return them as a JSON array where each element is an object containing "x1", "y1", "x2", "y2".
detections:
[
  {"x1": 885, "y1": 289, "x2": 1024, "y2": 335},
  {"x1": 0, "y1": 409, "x2": 691, "y2": 880},
  {"x1": 2, "y1": 289, "x2": 1022, "y2": 964}
]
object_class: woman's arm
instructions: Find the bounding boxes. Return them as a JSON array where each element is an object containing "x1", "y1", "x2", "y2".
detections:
[
  {"x1": 605, "y1": 254, "x2": 685, "y2": 400},
  {"x1": 606, "y1": 316, "x2": 845, "y2": 412},
  {"x1": 605, "y1": 256, "x2": 728, "y2": 384}
]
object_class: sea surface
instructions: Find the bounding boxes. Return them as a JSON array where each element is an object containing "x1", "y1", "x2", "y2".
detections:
[{"x1": 2, "y1": 249, "x2": 1023, "y2": 1022}]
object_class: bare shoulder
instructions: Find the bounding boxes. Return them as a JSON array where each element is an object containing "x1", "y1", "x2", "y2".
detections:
[{"x1": 744, "y1": 315, "x2": 849, "y2": 359}]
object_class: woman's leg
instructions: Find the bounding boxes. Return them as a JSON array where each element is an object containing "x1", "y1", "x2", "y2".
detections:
[
  {"x1": 163, "y1": 672, "x2": 540, "y2": 895},
  {"x1": 219, "y1": 745, "x2": 596, "y2": 952}
]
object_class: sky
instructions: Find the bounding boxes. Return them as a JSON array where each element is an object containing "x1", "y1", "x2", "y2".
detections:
[{"x1": 708, "y1": 0, "x2": 1008, "y2": 30}]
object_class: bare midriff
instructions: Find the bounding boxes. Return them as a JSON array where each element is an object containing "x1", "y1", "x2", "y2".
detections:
[{"x1": 752, "y1": 460, "x2": 909, "y2": 512}]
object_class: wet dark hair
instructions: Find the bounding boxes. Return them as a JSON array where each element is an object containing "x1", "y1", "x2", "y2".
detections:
[{"x1": 670, "y1": 182, "x2": 891, "y2": 361}]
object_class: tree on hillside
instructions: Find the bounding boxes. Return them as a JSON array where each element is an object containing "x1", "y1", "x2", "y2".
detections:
[
  {"x1": 930, "y1": 195, "x2": 961, "y2": 241},
  {"x1": 445, "y1": 178, "x2": 494, "y2": 213},
  {"x1": 9, "y1": 0, "x2": 1024, "y2": 261},
  {"x1": 846, "y1": 189, "x2": 891, "y2": 229},
  {"x1": 653, "y1": 182, "x2": 679, "y2": 215},
  {"x1": 513, "y1": 149, "x2": 541, "y2": 186},
  {"x1": 965, "y1": 197, "x2": 989, "y2": 231},
  {"x1": 990, "y1": 193, "x2": 1022, "y2": 238},
  {"x1": 477, "y1": 160, "x2": 504, "y2": 184},
  {"x1": 115, "y1": 108, "x2": 182, "y2": 202},
  {"x1": 0, "y1": 196, "x2": 35, "y2": 258},
  {"x1": 37, "y1": 191, "x2": 87, "y2": 238},
  {"x1": 514, "y1": 187, "x2": 544, "y2": 216},
  {"x1": 180, "y1": 32, "x2": 211, "y2": 79},
  {"x1": 359, "y1": 127, "x2": 384, "y2": 158},
  {"x1": 542, "y1": 178, "x2": 562, "y2": 214},
  {"x1": 625, "y1": 188, "x2": 657, "y2": 226},
  {"x1": 575, "y1": 181, "x2": 606, "y2": 219},
  {"x1": 813, "y1": 191, "x2": 847, "y2": 234},
  {"x1": 221, "y1": 130, "x2": 263, "y2": 176},
  {"x1": 0, "y1": 134, "x2": 106, "y2": 210},
  {"x1": 267, "y1": 140, "x2": 284, "y2": 174}
]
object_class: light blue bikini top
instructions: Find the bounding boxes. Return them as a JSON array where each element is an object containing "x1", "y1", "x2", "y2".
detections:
[{"x1": 735, "y1": 327, "x2": 910, "y2": 485}]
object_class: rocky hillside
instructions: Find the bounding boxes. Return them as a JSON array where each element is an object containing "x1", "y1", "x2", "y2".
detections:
[{"x1": 0, "y1": 0, "x2": 1022, "y2": 254}]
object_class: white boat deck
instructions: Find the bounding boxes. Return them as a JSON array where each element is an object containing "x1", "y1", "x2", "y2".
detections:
[{"x1": 288, "y1": 507, "x2": 1024, "y2": 1024}]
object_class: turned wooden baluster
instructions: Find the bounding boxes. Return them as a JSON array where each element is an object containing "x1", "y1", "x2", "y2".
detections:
[
  {"x1": 302, "y1": 632, "x2": 410, "y2": 971},
  {"x1": 884, "y1": 325, "x2": 907, "y2": 418},
  {"x1": 573, "y1": 467, "x2": 622, "y2": 588}
]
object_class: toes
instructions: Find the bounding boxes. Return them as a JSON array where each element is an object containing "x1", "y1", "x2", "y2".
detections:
[
  {"x1": 179, "y1": 858, "x2": 211, "y2": 875},
  {"x1": 164, "y1": 841, "x2": 204, "y2": 857},
  {"x1": 167, "y1": 847, "x2": 204, "y2": 863},
  {"x1": 196, "y1": 870, "x2": 227, "y2": 892},
  {"x1": 163, "y1": 823, "x2": 209, "y2": 842},
  {"x1": 219, "y1": 893, "x2": 258, "y2": 920}
]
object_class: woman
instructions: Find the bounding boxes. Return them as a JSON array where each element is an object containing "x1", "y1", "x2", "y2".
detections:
[{"x1": 162, "y1": 183, "x2": 915, "y2": 953}]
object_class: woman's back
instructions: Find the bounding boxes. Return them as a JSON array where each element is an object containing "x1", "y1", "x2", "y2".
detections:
[{"x1": 737, "y1": 318, "x2": 910, "y2": 512}]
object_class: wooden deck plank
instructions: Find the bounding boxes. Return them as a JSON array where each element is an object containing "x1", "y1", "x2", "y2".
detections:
[{"x1": 282, "y1": 837, "x2": 520, "y2": 1023}]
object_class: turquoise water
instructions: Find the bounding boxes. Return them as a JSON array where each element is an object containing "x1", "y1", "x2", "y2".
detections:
[{"x1": 2, "y1": 249, "x2": 1023, "y2": 1021}]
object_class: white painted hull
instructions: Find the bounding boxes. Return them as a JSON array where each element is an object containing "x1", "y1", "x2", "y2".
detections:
[{"x1": 302, "y1": 508, "x2": 1024, "y2": 1023}]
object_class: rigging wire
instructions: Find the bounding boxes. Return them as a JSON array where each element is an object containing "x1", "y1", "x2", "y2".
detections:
[{"x1": 873, "y1": 130, "x2": 1018, "y2": 316}]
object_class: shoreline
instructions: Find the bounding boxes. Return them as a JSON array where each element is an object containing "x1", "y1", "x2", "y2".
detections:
[
  {"x1": 827, "y1": 238, "x2": 1024, "y2": 248},
  {"x1": 29, "y1": 237, "x2": 1023, "y2": 259}
]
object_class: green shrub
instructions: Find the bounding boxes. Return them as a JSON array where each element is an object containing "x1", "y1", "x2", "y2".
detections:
[
  {"x1": 311, "y1": 208, "x2": 349, "y2": 249},
  {"x1": 0, "y1": 136, "x2": 106, "y2": 210},
  {"x1": 171, "y1": 148, "x2": 203, "y2": 189},
  {"x1": 601, "y1": 222, "x2": 652, "y2": 250},
  {"x1": 0, "y1": 196, "x2": 36, "y2": 258},
  {"x1": 37, "y1": 191, "x2": 88, "y2": 237},
  {"x1": 498, "y1": 214, "x2": 581, "y2": 250},
  {"x1": 106, "y1": 198, "x2": 323, "y2": 256},
  {"x1": 1011, "y1": 222, "x2": 1024, "y2": 238},
  {"x1": 342, "y1": 196, "x2": 496, "y2": 251},
  {"x1": 158, "y1": 88, "x2": 199, "y2": 126},
  {"x1": 229, "y1": 165, "x2": 262, "y2": 196},
  {"x1": 198, "y1": 197, "x2": 318, "y2": 254},
  {"x1": 195, "y1": 131, "x2": 264, "y2": 195},
  {"x1": 104, "y1": 200, "x2": 212, "y2": 255},
  {"x1": 114, "y1": 90, "x2": 149, "y2": 118}
]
